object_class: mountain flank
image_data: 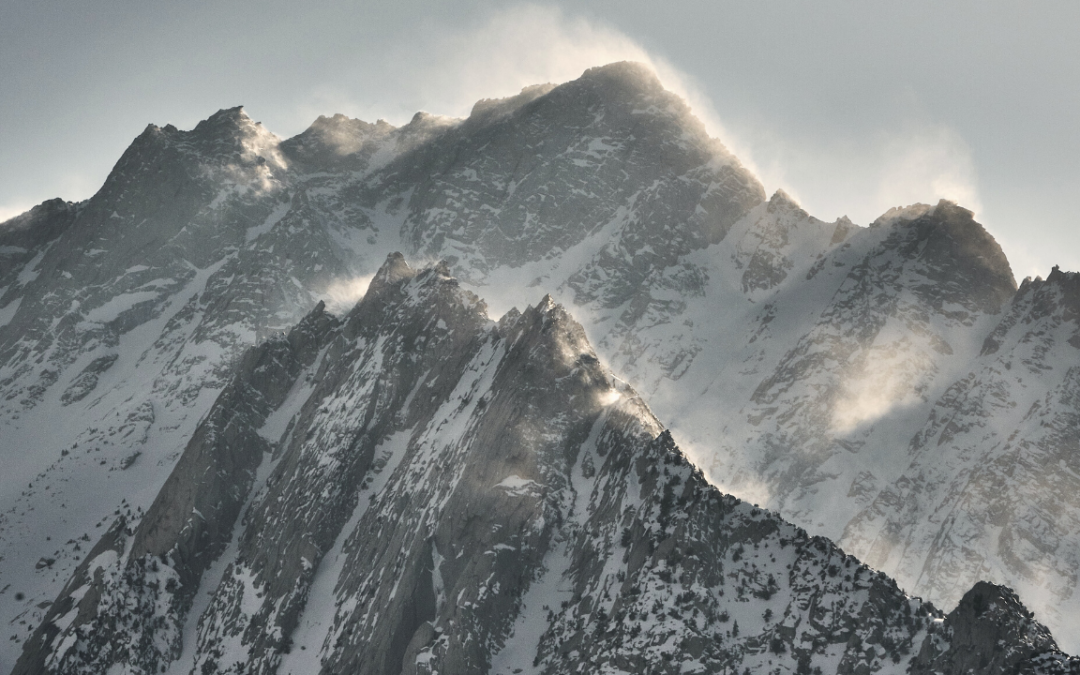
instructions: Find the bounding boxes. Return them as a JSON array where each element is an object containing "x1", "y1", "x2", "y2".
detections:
[{"x1": 13, "y1": 255, "x2": 1080, "y2": 675}]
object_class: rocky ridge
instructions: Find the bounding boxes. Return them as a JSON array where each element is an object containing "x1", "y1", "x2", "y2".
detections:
[{"x1": 13, "y1": 256, "x2": 1079, "y2": 675}]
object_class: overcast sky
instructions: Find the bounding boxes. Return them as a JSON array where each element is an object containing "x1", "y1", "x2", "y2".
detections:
[{"x1": 2, "y1": 0, "x2": 1076, "y2": 278}]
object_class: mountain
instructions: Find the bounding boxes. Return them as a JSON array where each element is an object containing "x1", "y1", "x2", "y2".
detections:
[
  {"x1": 842, "y1": 267, "x2": 1080, "y2": 639},
  {"x1": 0, "y1": 63, "x2": 765, "y2": 667},
  {"x1": 3, "y1": 60, "x2": 1080, "y2": 668},
  {"x1": 12, "y1": 256, "x2": 1079, "y2": 674}
]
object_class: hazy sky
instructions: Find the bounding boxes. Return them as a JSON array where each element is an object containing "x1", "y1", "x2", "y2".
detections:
[{"x1": 2, "y1": 0, "x2": 1077, "y2": 278}]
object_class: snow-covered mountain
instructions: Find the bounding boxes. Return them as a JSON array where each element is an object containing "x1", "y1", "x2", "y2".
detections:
[
  {"x1": 842, "y1": 268, "x2": 1080, "y2": 642},
  {"x1": 2, "y1": 61, "x2": 1080, "y2": 669},
  {"x1": 12, "y1": 256, "x2": 1078, "y2": 674},
  {"x1": 0, "y1": 63, "x2": 765, "y2": 668}
]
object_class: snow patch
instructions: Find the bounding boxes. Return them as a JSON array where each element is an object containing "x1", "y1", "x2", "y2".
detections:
[
  {"x1": 0, "y1": 297, "x2": 21, "y2": 327},
  {"x1": 83, "y1": 291, "x2": 160, "y2": 324},
  {"x1": 495, "y1": 475, "x2": 539, "y2": 497}
]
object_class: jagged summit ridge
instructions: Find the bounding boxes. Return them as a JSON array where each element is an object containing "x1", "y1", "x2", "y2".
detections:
[
  {"x1": 582, "y1": 59, "x2": 665, "y2": 86},
  {"x1": 15, "y1": 256, "x2": 1078, "y2": 675},
  {"x1": 469, "y1": 83, "x2": 557, "y2": 121}
]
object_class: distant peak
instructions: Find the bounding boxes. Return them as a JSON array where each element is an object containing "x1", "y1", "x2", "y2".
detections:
[
  {"x1": 580, "y1": 61, "x2": 662, "y2": 90},
  {"x1": 0, "y1": 198, "x2": 77, "y2": 241},
  {"x1": 767, "y1": 189, "x2": 806, "y2": 216},
  {"x1": 561, "y1": 62, "x2": 669, "y2": 109},
  {"x1": 140, "y1": 106, "x2": 253, "y2": 143},
  {"x1": 1043, "y1": 264, "x2": 1080, "y2": 296},
  {"x1": 209, "y1": 105, "x2": 248, "y2": 121},
  {"x1": 193, "y1": 106, "x2": 251, "y2": 132},
  {"x1": 507, "y1": 294, "x2": 596, "y2": 361},
  {"x1": 367, "y1": 252, "x2": 416, "y2": 298},
  {"x1": 872, "y1": 198, "x2": 1017, "y2": 310},
  {"x1": 870, "y1": 199, "x2": 976, "y2": 229},
  {"x1": 1048, "y1": 264, "x2": 1071, "y2": 280},
  {"x1": 985, "y1": 264, "x2": 1080, "y2": 354},
  {"x1": 530, "y1": 295, "x2": 581, "y2": 333},
  {"x1": 931, "y1": 198, "x2": 974, "y2": 220},
  {"x1": 533, "y1": 294, "x2": 564, "y2": 319},
  {"x1": 306, "y1": 113, "x2": 393, "y2": 132},
  {"x1": 279, "y1": 114, "x2": 397, "y2": 170},
  {"x1": 406, "y1": 111, "x2": 452, "y2": 126},
  {"x1": 311, "y1": 113, "x2": 356, "y2": 128},
  {"x1": 432, "y1": 259, "x2": 453, "y2": 277},
  {"x1": 186, "y1": 106, "x2": 284, "y2": 148},
  {"x1": 770, "y1": 188, "x2": 797, "y2": 203},
  {"x1": 1, "y1": 197, "x2": 65, "y2": 224}
]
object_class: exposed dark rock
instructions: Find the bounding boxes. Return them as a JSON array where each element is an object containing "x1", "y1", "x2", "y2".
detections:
[{"x1": 913, "y1": 582, "x2": 1058, "y2": 675}]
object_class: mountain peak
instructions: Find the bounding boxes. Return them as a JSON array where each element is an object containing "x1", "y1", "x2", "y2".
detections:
[
  {"x1": 201, "y1": 105, "x2": 250, "y2": 123},
  {"x1": 185, "y1": 106, "x2": 286, "y2": 161},
  {"x1": 280, "y1": 113, "x2": 396, "y2": 169},
  {"x1": 1046, "y1": 264, "x2": 1080, "y2": 285},
  {"x1": 404, "y1": 110, "x2": 457, "y2": 129},
  {"x1": 926, "y1": 200, "x2": 1015, "y2": 290},
  {"x1": 885, "y1": 199, "x2": 1017, "y2": 312},
  {"x1": 580, "y1": 60, "x2": 663, "y2": 91},
  {"x1": 1030, "y1": 264, "x2": 1080, "y2": 327},
  {"x1": 931, "y1": 198, "x2": 973, "y2": 220},
  {"x1": 12, "y1": 59, "x2": 1080, "y2": 674},
  {"x1": 366, "y1": 252, "x2": 416, "y2": 298},
  {"x1": 767, "y1": 188, "x2": 807, "y2": 217},
  {"x1": 528, "y1": 61, "x2": 676, "y2": 121},
  {"x1": 305, "y1": 113, "x2": 390, "y2": 136},
  {"x1": 189, "y1": 105, "x2": 252, "y2": 136}
]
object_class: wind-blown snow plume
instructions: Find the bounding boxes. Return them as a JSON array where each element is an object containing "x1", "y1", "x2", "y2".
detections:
[
  {"x1": 364, "y1": 4, "x2": 750, "y2": 159},
  {"x1": 876, "y1": 125, "x2": 981, "y2": 216},
  {"x1": 320, "y1": 274, "x2": 374, "y2": 314},
  {"x1": 831, "y1": 354, "x2": 923, "y2": 435},
  {"x1": 0, "y1": 202, "x2": 32, "y2": 224},
  {"x1": 724, "y1": 120, "x2": 983, "y2": 228},
  {"x1": 420, "y1": 4, "x2": 652, "y2": 110},
  {"x1": 417, "y1": 10, "x2": 984, "y2": 238}
]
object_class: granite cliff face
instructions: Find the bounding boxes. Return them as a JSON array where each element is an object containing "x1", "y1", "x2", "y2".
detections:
[
  {"x1": 14, "y1": 257, "x2": 1078, "y2": 675},
  {"x1": 2, "y1": 61, "x2": 1080, "y2": 669}
]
